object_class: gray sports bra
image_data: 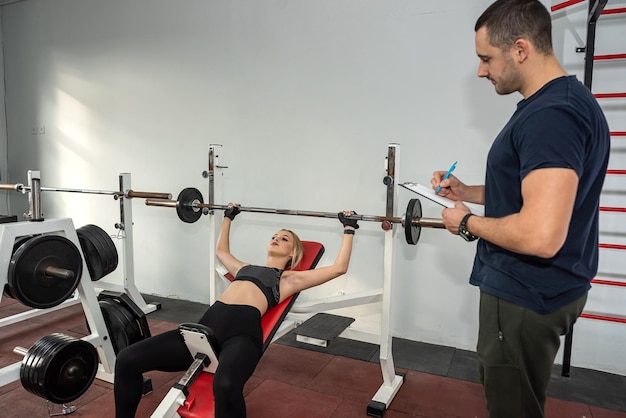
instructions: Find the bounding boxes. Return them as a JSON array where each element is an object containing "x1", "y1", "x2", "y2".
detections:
[{"x1": 233, "y1": 265, "x2": 283, "y2": 309}]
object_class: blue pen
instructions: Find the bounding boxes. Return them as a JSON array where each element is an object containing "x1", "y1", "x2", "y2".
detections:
[{"x1": 436, "y1": 161, "x2": 457, "y2": 193}]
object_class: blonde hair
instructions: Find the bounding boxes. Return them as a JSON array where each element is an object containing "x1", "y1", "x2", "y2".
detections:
[{"x1": 282, "y1": 229, "x2": 304, "y2": 270}]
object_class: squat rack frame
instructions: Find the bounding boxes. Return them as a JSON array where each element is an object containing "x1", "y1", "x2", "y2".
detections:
[{"x1": 204, "y1": 143, "x2": 405, "y2": 417}]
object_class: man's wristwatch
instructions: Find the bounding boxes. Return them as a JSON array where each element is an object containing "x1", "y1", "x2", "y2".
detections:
[{"x1": 458, "y1": 213, "x2": 478, "y2": 242}]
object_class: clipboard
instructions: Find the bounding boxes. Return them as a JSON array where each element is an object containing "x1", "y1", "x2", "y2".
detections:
[{"x1": 400, "y1": 182, "x2": 484, "y2": 216}]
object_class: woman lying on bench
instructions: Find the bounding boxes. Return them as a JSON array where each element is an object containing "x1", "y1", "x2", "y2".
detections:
[{"x1": 114, "y1": 205, "x2": 358, "y2": 418}]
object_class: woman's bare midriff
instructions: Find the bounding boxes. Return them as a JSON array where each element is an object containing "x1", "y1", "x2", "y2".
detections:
[{"x1": 217, "y1": 281, "x2": 268, "y2": 315}]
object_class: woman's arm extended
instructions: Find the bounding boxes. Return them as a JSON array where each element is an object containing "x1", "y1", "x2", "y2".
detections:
[
  {"x1": 216, "y1": 205, "x2": 247, "y2": 276},
  {"x1": 282, "y1": 211, "x2": 356, "y2": 295}
]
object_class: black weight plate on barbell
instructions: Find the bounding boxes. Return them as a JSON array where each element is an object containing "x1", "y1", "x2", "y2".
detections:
[
  {"x1": 43, "y1": 335, "x2": 98, "y2": 403},
  {"x1": 4, "y1": 236, "x2": 36, "y2": 299},
  {"x1": 405, "y1": 198, "x2": 422, "y2": 245},
  {"x1": 176, "y1": 187, "x2": 204, "y2": 223},
  {"x1": 28, "y1": 335, "x2": 60, "y2": 399},
  {"x1": 8, "y1": 235, "x2": 83, "y2": 309},
  {"x1": 20, "y1": 334, "x2": 59, "y2": 398},
  {"x1": 20, "y1": 335, "x2": 45, "y2": 395},
  {"x1": 77, "y1": 226, "x2": 105, "y2": 281},
  {"x1": 21, "y1": 333, "x2": 97, "y2": 403}
]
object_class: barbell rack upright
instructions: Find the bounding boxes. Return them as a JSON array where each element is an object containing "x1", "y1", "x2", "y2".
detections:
[{"x1": 207, "y1": 145, "x2": 224, "y2": 306}]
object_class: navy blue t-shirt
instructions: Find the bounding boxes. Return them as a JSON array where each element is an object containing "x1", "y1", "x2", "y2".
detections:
[{"x1": 469, "y1": 75, "x2": 610, "y2": 314}]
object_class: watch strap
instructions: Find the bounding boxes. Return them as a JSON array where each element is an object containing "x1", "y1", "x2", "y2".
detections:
[{"x1": 459, "y1": 213, "x2": 478, "y2": 242}]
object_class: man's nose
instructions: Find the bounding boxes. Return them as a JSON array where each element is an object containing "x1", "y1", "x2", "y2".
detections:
[{"x1": 477, "y1": 62, "x2": 488, "y2": 78}]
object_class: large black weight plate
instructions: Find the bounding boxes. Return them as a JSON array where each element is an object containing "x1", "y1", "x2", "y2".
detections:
[
  {"x1": 44, "y1": 336, "x2": 98, "y2": 403},
  {"x1": 98, "y1": 299, "x2": 142, "y2": 354},
  {"x1": 77, "y1": 227, "x2": 105, "y2": 280},
  {"x1": 83, "y1": 224, "x2": 118, "y2": 278},
  {"x1": 77, "y1": 225, "x2": 118, "y2": 281},
  {"x1": 20, "y1": 333, "x2": 56, "y2": 396},
  {"x1": 8, "y1": 235, "x2": 83, "y2": 308},
  {"x1": 86, "y1": 293, "x2": 149, "y2": 355},
  {"x1": 176, "y1": 187, "x2": 204, "y2": 223},
  {"x1": 93, "y1": 225, "x2": 119, "y2": 276},
  {"x1": 3, "y1": 236, "x2": 36, "y2": 299},
  {"x1": 20, "y1": 333, "x2": 98, "y2": 404},
  {"x1": 28, "y1": 335, "x2": 59, "y2": 399},
  {"x1": 111, "y1": 299, "x2": 143, "y2": 344},
  {"x1": 100, "y1": 300, "x2": 132, "y2": 353},
  {"x1": 404, "y1": 198, "x2": 422, "y2": 245},
  {"x1": 79, "y1": 225, "x2": 117, "y2": 280}
]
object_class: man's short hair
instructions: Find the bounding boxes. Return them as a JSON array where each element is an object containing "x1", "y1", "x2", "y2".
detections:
[{"x1": 475, "y1": 0, "x2": 553, "y2": 54}]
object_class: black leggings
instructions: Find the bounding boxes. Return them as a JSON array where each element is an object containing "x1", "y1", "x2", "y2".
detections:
[{"x1": 114, "y1": 301, "x2": 263, "y2": 418}]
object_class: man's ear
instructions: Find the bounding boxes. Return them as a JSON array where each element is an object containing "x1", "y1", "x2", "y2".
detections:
[{"x1": 513, "y1": 38, "x2": 530, "y2": 63}]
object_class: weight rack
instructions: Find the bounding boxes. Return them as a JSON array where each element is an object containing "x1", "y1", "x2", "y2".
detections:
[{"x1": 0, "y1": 218, "x2": 117, "y2": 386}]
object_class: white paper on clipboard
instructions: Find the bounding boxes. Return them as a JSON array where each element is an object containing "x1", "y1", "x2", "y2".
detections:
[{"x1": 400, "y1": 182, "x2": 485, "y2": 216}]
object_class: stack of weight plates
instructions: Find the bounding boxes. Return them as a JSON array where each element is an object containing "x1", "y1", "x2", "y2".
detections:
[{"x1": 76, "y1": 224, "x2": 119, "y2": 281}]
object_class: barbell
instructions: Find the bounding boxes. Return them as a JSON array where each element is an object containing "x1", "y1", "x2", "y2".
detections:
[
  {"x1": 0, "y1": 183, "x2": 171, "y2": 200},
  {"x1": 145, "y1": 187, "x2": 445, "y2": 245}
]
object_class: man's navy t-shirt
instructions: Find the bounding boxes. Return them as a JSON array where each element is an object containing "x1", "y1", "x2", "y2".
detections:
[{"x1": 469, "y1": 76, "x2": 610, "y2": 314}]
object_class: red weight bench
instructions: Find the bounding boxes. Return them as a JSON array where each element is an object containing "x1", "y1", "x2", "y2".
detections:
[{"x1": 151, "y1": 241, "x2": 325, "y2": 418}]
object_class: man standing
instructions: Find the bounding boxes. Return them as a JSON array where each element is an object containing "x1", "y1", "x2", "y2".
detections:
[{"x1": 432, "y1": 1, "x2": 610, "y2": 417}]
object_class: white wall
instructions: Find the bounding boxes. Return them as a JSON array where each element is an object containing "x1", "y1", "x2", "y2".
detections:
[{"x1": 1, "y1": 0, "x2": 625, "y2": 376}]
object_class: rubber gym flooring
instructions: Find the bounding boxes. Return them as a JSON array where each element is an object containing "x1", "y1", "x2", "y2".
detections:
[{"x1": 1, "y1": 294, "x2": 625, "y2": 418}]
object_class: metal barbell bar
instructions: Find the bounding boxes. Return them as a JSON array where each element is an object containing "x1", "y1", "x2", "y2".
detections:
[
  {"x1": 43, "y1": 265, "x2": 76, "y2": 280},
  {"x1": 0, "y1": 183, "x2": 171, "y2": 200},
  {"x1": 145, "y1": 187, "x2": 445, "y2": 245}
]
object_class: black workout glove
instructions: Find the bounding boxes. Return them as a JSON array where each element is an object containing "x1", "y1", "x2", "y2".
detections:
[
  {"x1": 338, "y1": 211, "x2": 359, "y2": 229},
  {"x1": 224, "y1": 205, "x2": 241, "y2": 220}
]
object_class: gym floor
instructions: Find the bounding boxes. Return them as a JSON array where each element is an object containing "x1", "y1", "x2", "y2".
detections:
[{"x1": 1, "y1": 294, "x2": 626, "y2": 418}]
